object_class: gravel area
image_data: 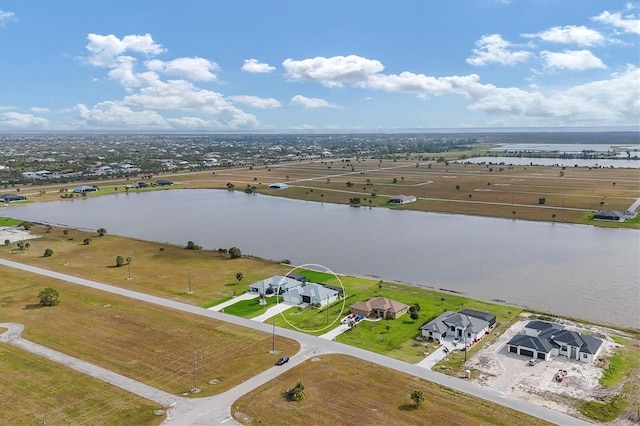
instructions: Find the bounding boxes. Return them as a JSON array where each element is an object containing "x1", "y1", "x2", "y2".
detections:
[{"x1": 466, "y1": 314, "x2": 621, "y2": 416}]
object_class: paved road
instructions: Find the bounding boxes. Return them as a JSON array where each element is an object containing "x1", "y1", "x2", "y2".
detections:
[{"x1": 0, "y1": 258, "x2": 593, "y2": 425}]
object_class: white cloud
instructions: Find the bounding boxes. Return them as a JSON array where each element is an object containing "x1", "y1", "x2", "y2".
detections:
[
  {"x1": 283, "y1": 55, "x2": 384, "y2": 87},
  {"x1": 145, "y1": 57, "x2": 219, "y2": 81},
  {"x1": 522, "y1": 25, "x2": 606, "y2": 46},
  {"x1": 466, "y1": 34, "x2": 531, "y2": 66},
  {"x1": 242, "y1": 59, "x2": 276, "y2": 73},
  {"x1": 463, "y1": 66, "x2": 639, "y2": 124},
  {"x1": 0, "y1": 9, "x2": 16, "y2": 26},
  {"x1": 85, "y1": 33, "x2": 165, "y2": 67},
  {"x1": 0, "y1": 112, "x2": 48, "y2": 129},
  {"x1": 74, "y1": 102, "x2": 170, "y2": 129},
  {"x1": 593, "y1": 10, "x2": 640, "y2": 34},
  {"x1": 30, "y1": 107, "x2": 50, "y2": 113},
  {"x1": 290, "y1": 95, "x2": 337, "y2": 109},
  {"x1": 540, "y1": 49, "x2": 607, "y2": 71},
  {"x1": 364, "y1": 72, "x2": 478, "y2": 96},
  {"x1": 228, "y1": 95, "x2": 281, "y2": 109}
]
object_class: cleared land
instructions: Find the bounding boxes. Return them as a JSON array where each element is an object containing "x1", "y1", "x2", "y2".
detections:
[
  {"x1": 0, "y1": 266, "x2": 299, "y2": 399},
  {"x1": 232, "y1": 353, "x2": 553, "y2": 426},
  {"x1": 10, "y1": 156, "x2": 640, "y2": 228},
  {"x1": 0, "y1": 343, "x2": 164, "y2": 426}
]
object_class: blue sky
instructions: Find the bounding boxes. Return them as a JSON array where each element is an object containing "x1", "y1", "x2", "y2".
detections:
[{"x1": 0, "y1": 1, "x2": 638, "y2": 132}]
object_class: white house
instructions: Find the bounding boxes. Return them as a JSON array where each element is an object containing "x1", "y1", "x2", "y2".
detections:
[
  {"x1": 388, "y1": 195, "x2": 417, "y2": 204},
  {"x1": 420, "y1": 311, "x2": 490, "y2": 343},
  {"x1": 282, "y1": 283, "x2": 339, "y2": 308},
  {"x1": 507, "y1": 321, "x2": 603, "y2": 363}
]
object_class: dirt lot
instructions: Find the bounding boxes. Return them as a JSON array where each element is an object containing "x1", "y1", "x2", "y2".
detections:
[{"x1": 467, "y1": 313, "x2": 621, "y2": 417}]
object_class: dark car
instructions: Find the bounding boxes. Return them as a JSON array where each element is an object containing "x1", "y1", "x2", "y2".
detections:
[
  {"x1": 136, "y1": 181, "x2": 150, "y2": 188},
  {"x1": 275, "y1": 356, "x2": 289, "y2": 366}
]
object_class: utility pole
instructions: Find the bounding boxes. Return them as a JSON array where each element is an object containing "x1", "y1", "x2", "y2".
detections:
[
  {"x1": 326, "y1": 297, "x2": 329, "y2": 324},
  {"x1": 192, "y1": 351, "x2": 199, "y2": 392},
  {"x1": 271, "y1": 315, "x2": 276, "y2": 353}
]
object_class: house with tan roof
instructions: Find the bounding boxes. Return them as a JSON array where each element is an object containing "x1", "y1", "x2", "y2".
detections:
[{"x1": 350, "y1": 297, "x2": 409, "y2": 319}]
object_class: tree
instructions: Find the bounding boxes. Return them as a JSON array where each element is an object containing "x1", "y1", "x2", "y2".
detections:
[
  {"x1": 411, "y1": 389, "x2": 425, "y2": 408},
  {"x1": 43, "y1": 248, "x2": 54, "y2": 257},
  {"x1": 3, "y1": 239, "x2": 9, "y2": 246},
  {"x1": 19, "y1": 221, "x2": 32, "y2": 230},
  {"x1": 126, "y1": 256, "x2": 132, "y2": 265},
  {"x1": 38, "y1": 287, "x2": 60, "y2": 307},
  {"x1": 63, "y1": 229, "x2": 69, "y2": 236},
  {"x1": 229, "y1": 247, "x2": 241, "y2": 259},
  {"x1": 83, "y1": 237, "x2": 92, "y2": 245},
  {"x1": 236, "y1": 272, "x2": 244, "y2": 283},
  {"x1": 186, "y1": 241, "x2": 202, "y2": 250},
  {"x1": 116, "y1": 255, "x2": 125, "y2": 267},
  {"x1": 283, "y1": 381, "x2": 305, "y2": 401},
  {"x1": 97, "y1": 228, "x2": 107, "y2": 237}
]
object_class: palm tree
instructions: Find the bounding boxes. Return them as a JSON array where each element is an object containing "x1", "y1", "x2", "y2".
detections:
[{"x1": 411, "y1": 389, "x2": 425, "y2": 407}]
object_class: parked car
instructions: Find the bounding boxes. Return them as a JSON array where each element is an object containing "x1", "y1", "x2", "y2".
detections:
[
  {"x1": 136, "y1": 181, "x2": 150, "y2": 188},
  {"x1": 528, "y1": 358, "x2": 539, "y2": 366},
  {"x1": 275, "y1": 356, "x2": 289, "y2": 366}
]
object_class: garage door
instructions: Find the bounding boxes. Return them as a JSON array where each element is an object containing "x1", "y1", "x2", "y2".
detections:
[
  {"x1": 519, "y1": 349, "x2": 534, "y2": 357},
  {"x1": 537, "y1": 352, "x2": 547, "y2": 360},
  {"x1": 509, "y1": 346, "x2": 517, "y2": 353}
]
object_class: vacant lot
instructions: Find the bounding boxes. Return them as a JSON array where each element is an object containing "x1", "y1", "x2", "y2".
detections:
[
  {"x1": 0, "y1": 343, "x2": 164, "y2": 426},
  {"x1": 0, "y1": 267, "x2": 299, "y2": 399},
  {"x1": 0, "y1": 223, "x2": 289, "y2": 308},
  {"x1": 232, "y1": 353, "x2": 553, "y2": 426}
]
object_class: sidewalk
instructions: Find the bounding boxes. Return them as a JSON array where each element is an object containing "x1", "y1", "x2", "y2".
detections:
[
  {"x1": 319, "y1": 323, "x2": 350, "y2": 340},
  {"x1": 207, "y1": 292, "x2": 259, "y2": 312}
]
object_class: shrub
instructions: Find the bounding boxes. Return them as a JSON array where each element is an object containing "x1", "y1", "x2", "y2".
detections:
[
  {"x1": 43, "y1": 248, "x2": 54, "y2": 257},
  {"x1": 38, "y1": 287, "x2": 60, "y2": 306},
  {"x1": 83, "y1": 237, "x2": 92, "y2": 245},
  {"x1": 116, "y1": 255, "x2": 125, "y2": 267}
]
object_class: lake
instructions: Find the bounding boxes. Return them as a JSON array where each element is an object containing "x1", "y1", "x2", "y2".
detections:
[
  {"x1": 457, "y1": 157, "x2": 640, "y2": 168},
  {"x1": 6, "y1": 189, "x2": 640, "y2": 329}
]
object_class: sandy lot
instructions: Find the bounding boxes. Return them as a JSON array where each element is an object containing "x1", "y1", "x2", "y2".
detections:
[
  {"x1": 467, "y1": 313, "x2": 621, "y2": 416},
  {"x1": 0, "y1": 227, "x2": 41, "y2": 244}
]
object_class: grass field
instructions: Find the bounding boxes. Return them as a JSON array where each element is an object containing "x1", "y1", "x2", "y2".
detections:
[
  {"x1": 232, "y1": 353, "x2": 553, "y2": 426},
  {"x1": 0, "y1": 266, "x2": 300, "y2": 399},
  {"x1": 0, "y1": 344, "x2": 164, "y2": 426}
]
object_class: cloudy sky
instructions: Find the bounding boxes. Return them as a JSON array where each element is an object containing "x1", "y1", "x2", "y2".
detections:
[{"x1": 0, "y1": 1, "x2": 638, "y2": 132}]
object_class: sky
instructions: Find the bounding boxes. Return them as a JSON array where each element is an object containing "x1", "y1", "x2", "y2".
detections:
[{"x1": 0, "y1": 1, "x2": 638, "y2": 132}]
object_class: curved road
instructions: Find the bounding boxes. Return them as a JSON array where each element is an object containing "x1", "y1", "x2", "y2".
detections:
[{"x1": 0, "y1": 258, "x2": 592, "y2": 425}]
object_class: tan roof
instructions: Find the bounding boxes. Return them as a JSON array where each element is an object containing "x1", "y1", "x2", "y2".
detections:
[{"x1": 351, "y1": 297, "x2": 408, "y2": 314}]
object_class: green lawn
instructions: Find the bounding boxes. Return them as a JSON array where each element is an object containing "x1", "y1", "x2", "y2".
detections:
[
  {"x1": 221, "y1": 295, "x2": 279, "y2": 317},
  {"x1": 224, "y1": 272, "x2": 523, "y2": 360}
]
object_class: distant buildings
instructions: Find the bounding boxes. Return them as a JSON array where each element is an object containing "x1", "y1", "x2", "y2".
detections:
[
  {"x1": 388, "y1": 195, "x2": 417, "y2": 204},
  {"x1": 593, "y1": 210, "x2": 637, "y2": 222},
  {"x1": 0, "y1": 193, "x2": 27, "y2": 202}
]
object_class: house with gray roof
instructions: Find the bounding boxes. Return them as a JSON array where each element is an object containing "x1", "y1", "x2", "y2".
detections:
[
  {"x1": 420, "y1": 310, "x2": 490, "y2": 343},
  {"x1": 248, "y1": 275, "x2": 302, "y2": 296},
  {"x1": 507, "y1": 321, "x2": 603, "y2": 363},
  {"x1": 282, "y1": 283, "x2": 339, "y2": 308},
  {"x1": 0, "y1": 193, "x2": 27, "y2": 202}
]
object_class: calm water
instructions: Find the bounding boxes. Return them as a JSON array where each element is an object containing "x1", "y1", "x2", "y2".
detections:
[
  {"x1": 459, "y1": 157, "x2": 640, "y2": 168},
  {"x1": 7, "y1": 190, "x2": 640, "y2": 328}
]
